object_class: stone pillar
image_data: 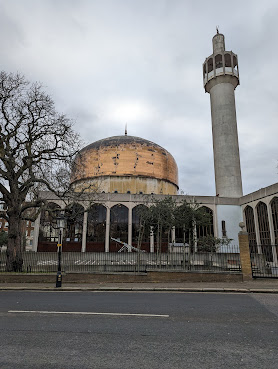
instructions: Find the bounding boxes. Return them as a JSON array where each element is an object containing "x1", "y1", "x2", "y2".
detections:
[
  {"x1": 81, "y1": 211, "x2": 88, "y2": 253},
  {"x1": 32, "y1": 212, "x2": 41, "y2": 252},
  {"x1": 150, "y1": 226, "x2": 154, "y2": 253},
  {"x1": 105, "y1": 207, "x2": 110, "y2": 253},
  {"x1": 238, "y1": 222, "x2": 252, "y2": 281},
  {"x1": 128, "y1": 207, "x2": 132, "y2": 251}
]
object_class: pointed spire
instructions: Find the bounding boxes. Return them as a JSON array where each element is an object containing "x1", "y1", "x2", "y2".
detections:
[{"x1": 125, "y1": 124, "x2": 127, "y2": 136}]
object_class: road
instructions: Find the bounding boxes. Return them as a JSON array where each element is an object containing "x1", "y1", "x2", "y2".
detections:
[{"x1": 0, "y1": 291, "x2": 278, "y2": 369}]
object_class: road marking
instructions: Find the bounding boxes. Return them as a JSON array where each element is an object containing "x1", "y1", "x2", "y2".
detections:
[{"x1": 8, "y1": 310, "x2": 169, "y2": 318}]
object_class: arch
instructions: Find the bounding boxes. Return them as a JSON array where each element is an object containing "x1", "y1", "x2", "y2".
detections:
[
  {"x1": 207, "y1": 57, "x2": 213, "y2": 73},
  {"x1": 203, "y1": 63, "x2": 207, "y2": 78},
  {"x1": 233, "y1": 55, "x2": 238, "y2": 73},
  {"x1": 86, "y1": 203, "x2": 107, "y2": 252},
  {"x1": 197, "y1": 206, "x2": 214, "y2": 239},
  {"x1": 215, "y1": 54, "x2": 223, "y2": 69},
  {"x1": 271, "y1": 197, "x2": 278, "y2": 244},
  {"x1": 38, "y1": 202, "x2": 61, "y2": 251},
  {"x1": 110, "y1": 204, "x2": 128, "y2": 251},
  {"x1": 132, "y1": 204, "x2": 150, "y2": 251},
  {"x1": 63, "y1": 203, "x2": 84, "y2": 251},
  {"x1": 224, "y1": 53, "x2": 232, "y2": 67},
  {"x1": 256, "y1": 201, "x2": 272, "y2": 262},
  {"x1": 244, "y1": 205, "x2": 257, "y2": 253}
]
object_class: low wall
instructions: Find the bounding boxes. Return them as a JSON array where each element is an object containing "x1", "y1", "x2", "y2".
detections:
[{"x1": 0, "y1": 271, "x2": 243, "y2": 284}]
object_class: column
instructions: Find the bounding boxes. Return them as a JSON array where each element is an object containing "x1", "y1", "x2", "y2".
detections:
[
  {"x1": 105, "y1": 207, "x2": 110, "y2": 253},
  {"x1": 81, "y1": 211, "x2": 88, "y2": 253},
  {"x1": 32, "y1": 212, "x2": 41, "y2": 252},
  {"x1": 128, "y1": 206, "x2": 132, "y2": 251},
  {"x1": 150, "y1": 226, "x2": 154, "y2": 253},
  {"x1": 254, "y1": 205, "x2": 262, "y2": 254}
]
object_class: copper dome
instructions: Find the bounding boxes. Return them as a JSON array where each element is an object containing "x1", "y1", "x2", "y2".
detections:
[{"x1": 72, "y1": 135, "x2": 179, "y2": 194}]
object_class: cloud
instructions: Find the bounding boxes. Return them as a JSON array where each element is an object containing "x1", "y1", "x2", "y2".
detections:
[{"x1": 0, "y1": 0, "x2": 277, "y2": 196}]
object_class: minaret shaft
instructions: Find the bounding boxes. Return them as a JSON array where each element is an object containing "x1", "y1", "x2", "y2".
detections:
[
  {"x1": 203, "y1": 33, "x2": 243, "y2": 198},
  {"x1": 210, "y1": 82, "x2": 242, "y2": 197}
]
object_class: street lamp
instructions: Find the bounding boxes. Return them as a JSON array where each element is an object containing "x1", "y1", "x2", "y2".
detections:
[{"x1": 56, "y1": 213, "x2": 65, "y2": 288}]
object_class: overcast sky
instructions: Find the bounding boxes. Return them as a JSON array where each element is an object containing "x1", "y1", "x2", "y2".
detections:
[{"x1": 1, "y1": 0, "x2": 277, "y2": 196}]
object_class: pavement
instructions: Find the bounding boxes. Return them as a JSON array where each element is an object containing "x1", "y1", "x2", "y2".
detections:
[{"x1": 0, "y1": 279, "x2": 278, "y2": 293}]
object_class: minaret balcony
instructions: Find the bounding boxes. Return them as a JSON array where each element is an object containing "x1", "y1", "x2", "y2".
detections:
[{"x1": 203, "y1": 51, "x2": 239, "y2": 87}]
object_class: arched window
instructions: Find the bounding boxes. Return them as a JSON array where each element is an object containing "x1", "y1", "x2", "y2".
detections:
[
  {"x1": 244, "y1": 206, "x2": 257, "y2": 253},
  {"x1": 197, "y1": 206, "x2": 214, "y2": 239},
  {"x1": 233, "y1": 55, "x2": 238, "y2": 73},
  {"x1": 110, "y1": 204, "x2": 128, "y2": 250},
  {"x1": 256, "y1": 201, "x2": 272, "y2": 262},
  {"x1": 257, "y1": 202, "x2": 271, "y2": 245},
  {"x1": 224, "y1": 53, "x2": 232, "y2": 67},
  {"x1": 86, "y1": 204, "x2": 106, "y2": 251},
  {"x1": 64, "y1": 203, "x2": 84, "y2": 242},
  {"x1": 132, "y1": 205, "x2": 150, "y2": 251},
  {"x1": 215, "y1": 54, "x2": 223, "y2": 69},
  {"x1": 207, "y1": 57, "x2": 213, "y2": 73},
  {"x1": 271, "y1": 197, "x2": 278, "y2": 244},
  {"x1": 203, "y1": 63, "x2": 207, "y2": 78},
  {"x1": 39, "y1": 202, "x2": 61, "y2": 243}
]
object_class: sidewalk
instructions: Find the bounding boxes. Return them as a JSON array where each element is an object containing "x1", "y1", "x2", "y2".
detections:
[{"x1": 0, "y1": 279, "x2": 278, "y2": 293}]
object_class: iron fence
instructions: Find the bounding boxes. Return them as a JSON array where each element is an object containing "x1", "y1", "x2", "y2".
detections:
[
  {"x1": 250, "y1": 244, "x2": 278, "y2": 278},
  {"x1": 0, "y1": 246, "x2": 241, "y2": 274}
]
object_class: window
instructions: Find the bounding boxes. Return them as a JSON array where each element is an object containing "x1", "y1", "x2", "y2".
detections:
[
  {"x1": 244, "y1": 206, "x2": 257, "y2": 253},
  {"x1": 222, "y1": 220, "x2": 227, "y2": 237}
]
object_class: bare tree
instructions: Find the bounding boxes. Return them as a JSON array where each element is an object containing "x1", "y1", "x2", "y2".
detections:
[{"x1": 0, "y1": 71, "x2": 82, "y2": 271}]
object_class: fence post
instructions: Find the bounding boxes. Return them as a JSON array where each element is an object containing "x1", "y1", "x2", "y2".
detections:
[{"x1": 238, "y1": 222, "x2": 252, "y2": 281}]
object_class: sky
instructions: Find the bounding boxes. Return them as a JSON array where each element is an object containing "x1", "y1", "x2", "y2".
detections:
[{"x1": 0, "y1": 0, "x2": 277, "y2": 196}]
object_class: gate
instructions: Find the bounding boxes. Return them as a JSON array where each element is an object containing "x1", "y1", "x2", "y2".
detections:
[{"x1": 250, "y1": 244, "x2": 278, "y2": 278}]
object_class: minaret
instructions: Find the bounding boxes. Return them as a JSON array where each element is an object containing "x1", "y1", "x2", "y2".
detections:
[{"x1": 203, "y1": 31, "x2": 243, "y2": 198}]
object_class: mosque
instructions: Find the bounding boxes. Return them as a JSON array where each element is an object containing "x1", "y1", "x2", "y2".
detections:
[{"x1": 32, "y1": 32, "x2": 278, "y2": 265}]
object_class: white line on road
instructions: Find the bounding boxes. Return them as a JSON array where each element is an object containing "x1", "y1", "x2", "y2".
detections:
[{"x1": 8, "y1": 310, "x2": 169, "y2": 318}]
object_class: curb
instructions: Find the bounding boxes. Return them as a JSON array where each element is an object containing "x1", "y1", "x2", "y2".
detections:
[{"x1": 1, "y1": 286, "x2": 278, "y2": 293}]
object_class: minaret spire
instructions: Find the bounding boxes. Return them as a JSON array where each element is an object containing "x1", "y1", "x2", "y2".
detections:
[{"x1": 125, "y1": 124, "x2": 127, "y2": 136}]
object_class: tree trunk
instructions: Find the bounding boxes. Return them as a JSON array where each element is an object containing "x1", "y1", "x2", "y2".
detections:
[{"x1": 6, "y1": 214, "x2": 23, "y2": 272}]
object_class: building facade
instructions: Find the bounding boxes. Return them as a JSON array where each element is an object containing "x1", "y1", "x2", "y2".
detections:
[{"x1": 28, "y1": 32, "x2": 278, "y2": 266}]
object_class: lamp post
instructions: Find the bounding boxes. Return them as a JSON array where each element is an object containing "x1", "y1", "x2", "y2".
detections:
[{"x1": 56, "y1": 213, "x2": 65, "y2": 288}]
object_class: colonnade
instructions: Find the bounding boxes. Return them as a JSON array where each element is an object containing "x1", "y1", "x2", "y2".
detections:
[{"x1": 243, "y1": 197, "x2": 278, "y2": 264}]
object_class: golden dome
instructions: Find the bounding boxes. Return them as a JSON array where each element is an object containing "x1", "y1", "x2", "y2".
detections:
[{"x1": 72, "y1": 135, "x2": 179, "y2": 195}]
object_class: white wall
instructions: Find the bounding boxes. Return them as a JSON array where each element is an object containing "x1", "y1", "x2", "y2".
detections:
[{"x1": 216, "y1": 205, "x2": 243, "y2": 250}]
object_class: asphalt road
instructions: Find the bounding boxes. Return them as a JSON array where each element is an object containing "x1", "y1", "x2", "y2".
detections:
[{"x1": 0, "y1": 291, "x2": 278, "y2": 369}]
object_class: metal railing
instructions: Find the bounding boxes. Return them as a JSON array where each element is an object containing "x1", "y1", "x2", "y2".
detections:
[
  {"x1": 0, "y1": 246, "x2": 241, "y2": 274},
  {"x1": 250, "y1": 244, "x2": 278, "y2": 278}
]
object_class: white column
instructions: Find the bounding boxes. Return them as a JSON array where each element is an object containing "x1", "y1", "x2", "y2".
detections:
[
  {"x1": 128, "y1": 207, "x2": 132, "y2": 251},
  {"x1": 170, "y1": 226, "x2": 175, "y2": 253},
  {"x1": 193, "y1": 220, "x2": 197, "y2": 253},
  {"x1": 254, "y1": 205, "x2": 262, "y2": 254},
  {"x1": 150, "y1": 226, "x2": 154, "y2": 253},
  {"x1": 267, "y1": 203, "x2": 278, "y2": 265},
  {"x1": 171, "y1": 226, "x2": 175, "y2": 243},
  {"x1": 81, "y1": 211, "x2": 88, "y2": 253},
  {"x1": 105, "y1": 207, "x2": 110, "y2": 253},
  {"x1": 32, "y1": 212, "x2": 41, "y2": 252}
]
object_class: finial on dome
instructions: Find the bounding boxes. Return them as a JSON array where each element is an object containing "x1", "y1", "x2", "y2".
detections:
[
  {"x1": 216, "y1": 25, "x2": 219, "y2": 34},
  {"x1": 125, "y1": 124, "x2": 127, "y2": 136}
]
